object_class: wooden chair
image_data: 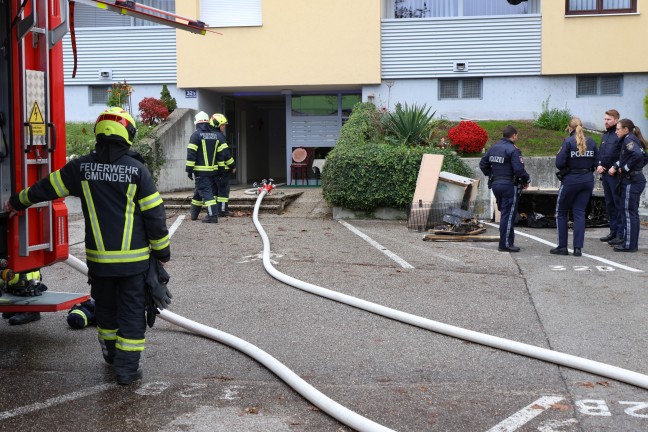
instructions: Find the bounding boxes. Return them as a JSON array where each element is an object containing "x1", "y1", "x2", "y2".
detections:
[{"x1": 290, "y1": 147, "x2": 310, "y2": 185}]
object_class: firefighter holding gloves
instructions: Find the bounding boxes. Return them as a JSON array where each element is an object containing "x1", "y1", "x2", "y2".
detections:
[
  {"x1": 5, "y1": 107, "x2": 171, "y2": 386},
  {"x1": 187, "y1": 111, "x2": 219, "y2": 223}
]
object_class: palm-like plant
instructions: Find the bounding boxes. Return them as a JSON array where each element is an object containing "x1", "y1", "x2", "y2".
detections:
[{"x1": 384, "y1": 103, "x2": 436, "y2": 146}]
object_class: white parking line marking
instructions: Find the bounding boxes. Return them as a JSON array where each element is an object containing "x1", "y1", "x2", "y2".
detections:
[
  {"x1": 484, "y1": 223, "x2": 643, "y2": 273},
  {"x1": 339, "y1": 221, "x2": 414, "y2": 269},
  {"x1": 485, "y1": 395, "x2": 565, "y2": 432},
  {"x1": 168, "y1": 214, "x2": 185, "y2": 239},
  {"x1": 0, "y1": 384, "x2": 116, "y2": 421}
]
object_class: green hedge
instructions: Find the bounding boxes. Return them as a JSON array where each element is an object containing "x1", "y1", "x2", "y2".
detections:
[
  {"x1": 321, "y1": 144, "x2": 472, "y2": 211},
  {"x1": 321, "y1": 101, "x2": 472, "y2": 212}
]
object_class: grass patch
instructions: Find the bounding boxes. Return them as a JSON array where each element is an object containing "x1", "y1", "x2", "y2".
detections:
[
  {"x1": 66, "y1": 122, "x2": 95, "y2": 156},
  {"x1": 434, "y1": 120, "x2": 602, "y2": 157}
]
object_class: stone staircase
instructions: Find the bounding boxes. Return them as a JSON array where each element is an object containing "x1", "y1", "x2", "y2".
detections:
[{"x1": 161, "y1": 187, "x2": 304, "y2": 215}]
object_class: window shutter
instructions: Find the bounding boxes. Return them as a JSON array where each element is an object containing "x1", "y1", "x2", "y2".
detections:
[{"x1": 199, "y1": 0, "x2": 262, "y2": 27}]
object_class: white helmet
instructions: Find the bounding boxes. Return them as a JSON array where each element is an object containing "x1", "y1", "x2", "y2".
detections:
[{"x1": 194, "y1": 111, "x2": 210, "y2": 125}]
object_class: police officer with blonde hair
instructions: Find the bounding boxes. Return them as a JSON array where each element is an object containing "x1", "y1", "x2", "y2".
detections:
[{"x1": 551, "y1": 117, "x2": 598, "y2": 257}]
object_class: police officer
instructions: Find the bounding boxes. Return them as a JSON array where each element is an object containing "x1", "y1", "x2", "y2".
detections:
[
  {"x1": 211, "y1": 113, "x2": 236, "y2": 217},
  {"x1": 479, "y1": 125, "x2": 531, "y2": 252},
  {"x1": 187, "y1": 111, "x2": 219, "y2": 223},
  {"x1": 595, "y1": 109, "x2": 623, "y2": 243},
  {"x1": 551, "y1": 117, "x2": 598, "y2": 257},
  {"x1": 6, "y1": 107, "x2": 171, "y2": 385},
  {"x1": 608, "y1": 118, "x2": 647, "y2": 252}
]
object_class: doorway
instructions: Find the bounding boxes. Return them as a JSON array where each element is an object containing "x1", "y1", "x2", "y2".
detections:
[{"x1": 225, "y1": 96, "x2": 287, "y2": 185}]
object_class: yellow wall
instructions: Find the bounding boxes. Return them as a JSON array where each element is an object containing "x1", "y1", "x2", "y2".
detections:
[
  {"x1": 542, "y1": 5, "x2": 648, "y2": 75},
  {"x1": 176, "y1": 1, "x2": 381, "y2": 89}
]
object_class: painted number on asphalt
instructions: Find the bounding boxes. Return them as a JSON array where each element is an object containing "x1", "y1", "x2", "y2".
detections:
[
  {"x1": 550, "y1": 265, "x2": 614, "y2": 272},
  {"x1": 488, "y1": 397, "x2": 648, "y2": 432}
]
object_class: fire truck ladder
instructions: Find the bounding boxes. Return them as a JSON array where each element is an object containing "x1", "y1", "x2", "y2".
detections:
[{"x1": 16, "y1": 0, "x2": 70, "y2": 256}]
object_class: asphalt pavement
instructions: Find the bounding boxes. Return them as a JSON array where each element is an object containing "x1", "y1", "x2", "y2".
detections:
[{"x1": 1, "y1": 186, "x2": 647, "y2": 432}]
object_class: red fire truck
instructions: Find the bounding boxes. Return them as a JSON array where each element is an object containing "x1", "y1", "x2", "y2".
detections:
[{"x1": 0, "y1": 0, "x2": 205, "y2": 313}]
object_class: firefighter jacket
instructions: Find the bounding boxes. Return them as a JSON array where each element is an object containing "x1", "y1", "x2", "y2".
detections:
[
  {"x1": 214, "y1": 129, "x2": 236, "y2": 175},
  {"x1": 10, "y1": 151, "x2": 170, "y2": 278},
  {"x1": 186, "y1": 123, "x2": 218, "y2": 177}
]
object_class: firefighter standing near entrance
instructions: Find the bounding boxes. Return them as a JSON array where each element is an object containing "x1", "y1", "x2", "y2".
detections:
[
  {"x1": 187, "y1": 111, "x2": 219, "y2": 223},
  {"x1": 211, "y1": 113, "x2": 236, "y2": 217},
  {"x1": 5, "y1": 107, "x2": 171, "y2": 385}
]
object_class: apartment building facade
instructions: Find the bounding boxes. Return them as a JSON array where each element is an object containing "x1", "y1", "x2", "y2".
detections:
[
  {"x1": 62, "y1": 0, "x2": 198, "y2": 122},
  {"x1": 64, "y1": 0, "x2": 647, "y2": 184}
]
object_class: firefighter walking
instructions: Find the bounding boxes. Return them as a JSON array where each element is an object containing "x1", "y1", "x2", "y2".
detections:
[
  {"x1": 5, "y1": 107, "x2": 171, "y2": 385},
  {"x1": 187, "y1": 111, "x2": 219, "y2": 223},
  {"x1": 211, "y1": 113, "x2": 236, "y2": 217}
]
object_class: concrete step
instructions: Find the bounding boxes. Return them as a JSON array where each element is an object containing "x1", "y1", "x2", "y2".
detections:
[{"x1": 161, "y1": 189, "x2": 303, "y2": 215}]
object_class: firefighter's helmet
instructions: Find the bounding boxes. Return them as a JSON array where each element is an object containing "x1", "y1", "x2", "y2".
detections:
[
  {"x1": 194, "y1": 111, "x2": 210, "y2": 125},
  {"x1": 94, "y1": 107, "x2": 137, "y2": 145},
  {"x1": 210, "y1": 113, "x2": 228, "y2": 128}
]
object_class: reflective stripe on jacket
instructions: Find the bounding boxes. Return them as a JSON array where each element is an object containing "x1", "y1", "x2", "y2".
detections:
[{"x1": 10, "y1": 150, "x2": 170, "y2": 277}]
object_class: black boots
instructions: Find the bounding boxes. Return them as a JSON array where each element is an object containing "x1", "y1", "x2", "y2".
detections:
[
  {"x1": 189, "y1": 205, "x2": 201, "y2": 221},
  {"x1": 2, "y1": 312, "x2": 41, "y2": 325},
  {"x1": 219, "y1": 202, "x2": 230, "y2": 217},
  {"x1": 599, "y1": 233, "x2": 615, "y2": 242},
  {"x1": 550, "y1": 247, "x2": 569, "y2": 255}
]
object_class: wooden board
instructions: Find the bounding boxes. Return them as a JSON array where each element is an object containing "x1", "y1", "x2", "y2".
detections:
[
  {"x1": 423, "y1": 234, "x2": 499, "y2": 242},
  {"x1": 412, "y1": 154, "x2": 444, "y2": 204},
  {"x1": 0, "y1": 292, "x2": 90, "y2": 313},
  {"x1": 431, "y1": 228, "x2": 486, "y2": 236}
]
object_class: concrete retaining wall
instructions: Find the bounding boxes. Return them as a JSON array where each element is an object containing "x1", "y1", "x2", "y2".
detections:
[
  {"x1": 147, "y1": 108, "x2": 197, "y2": 193},
  {"x1": 334, "y1": 156, "x2": 647, "y2": 220}
]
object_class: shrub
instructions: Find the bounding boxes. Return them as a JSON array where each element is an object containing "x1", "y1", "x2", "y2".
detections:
[
  {"x1": 322, "y1": 102, "x2": 472, "y2": 212},
  {"x1": 336, "y1": 102, "x2": 385, "y2": 147},
  {"x1": 160, "y1": 84, "x2": 177, "y2": 114},
  {"x1": 534, "y1": 96, "x2": 571, "y2": 131},
  {"x1": 384, "y1": 103, "x2": 436, "y2": 146},
  {"x1": 107, "y1": 80, "x2": 133, "y2": 109},
  {"x1": 138, "y1": 97, "x2": 169, "y2": 125},
  {"x1": 65, "y1": 121, "x2": 165, "y2": 184},
  {"x1": 447, "y1": 121, "x2": 488, "y2": 154},
  {"x1": 322, "y1": 144, "x2": 472, "y2": 211}
]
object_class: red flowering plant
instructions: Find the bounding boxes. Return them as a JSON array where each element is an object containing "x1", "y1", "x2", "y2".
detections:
[
  {"x1": 447, "y1": 121, "x2": 488, "y2": 154},
  {"x1": 138, "y1": 97, "x2": 170, "y2": 126}
]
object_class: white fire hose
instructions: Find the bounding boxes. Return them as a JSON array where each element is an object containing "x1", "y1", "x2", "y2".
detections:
[
  {"x1": 62, "y1": 183, "x2": 648, "y2": 432},
  {"x1": 251, "y1": 186, "x2": 648, "y2": 390},
  {"x1": 64, "y1": 245, "x2": 394, "y2": 431}
]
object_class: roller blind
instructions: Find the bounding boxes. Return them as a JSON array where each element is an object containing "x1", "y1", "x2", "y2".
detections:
[{"x1": 199, "y1": 0, "x2": 262, "y2": 28}]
